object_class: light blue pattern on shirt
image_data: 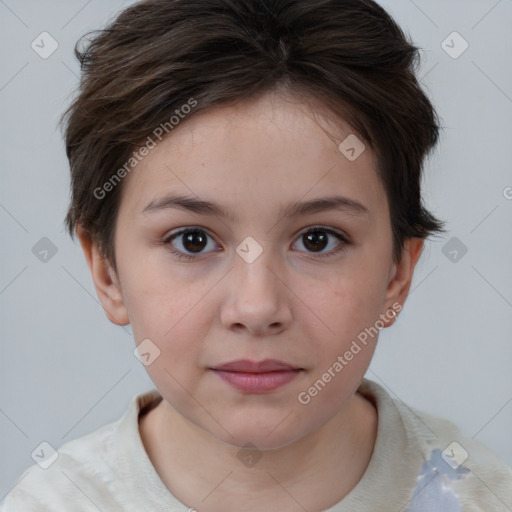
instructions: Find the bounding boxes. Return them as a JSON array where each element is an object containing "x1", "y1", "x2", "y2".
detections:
[{"x1": 405, "y1": 448, "x2": 470, "y2": 512}]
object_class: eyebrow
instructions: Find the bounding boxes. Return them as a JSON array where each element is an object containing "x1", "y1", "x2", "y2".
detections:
[{"x1": 141, "y1": 193, "x2": 370, "y2": 220}]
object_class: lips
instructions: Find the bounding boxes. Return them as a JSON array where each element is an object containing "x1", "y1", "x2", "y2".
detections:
[{"x1": 211, "y1": 359, "x2": 303, "y2": 393}]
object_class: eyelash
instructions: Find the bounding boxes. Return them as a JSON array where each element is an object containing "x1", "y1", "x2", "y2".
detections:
[{"x1": 161, "y1": 226, "x2": 350, "y2": 261}]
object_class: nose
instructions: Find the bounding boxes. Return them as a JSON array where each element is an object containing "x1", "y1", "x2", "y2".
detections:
[{"x1": 220, "y1": 248, "x2": 293, "y2": 337}]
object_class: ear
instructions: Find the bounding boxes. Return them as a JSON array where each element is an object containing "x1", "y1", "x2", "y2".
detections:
[
  {"x1": 382, "y1": 238, "x2": 424, "y2": 327},
  {"x1": 76, "y1": 226, "x2": 130, "y2": 326}
]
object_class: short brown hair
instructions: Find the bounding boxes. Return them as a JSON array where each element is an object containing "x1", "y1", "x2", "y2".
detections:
[{"x1": 61, "y1": 0, "x2": 445, "y2": 271}]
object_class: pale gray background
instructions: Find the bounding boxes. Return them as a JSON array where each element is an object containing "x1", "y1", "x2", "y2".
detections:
[{"x1": 1, "y1": 0, "x2": 511, "y2": 501}]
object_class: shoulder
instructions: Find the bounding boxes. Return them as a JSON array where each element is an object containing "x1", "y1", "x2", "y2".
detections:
[
  {"x1": 364, "y1": 379, "x2": 512, "y2": 511},
  {"x1": 1, "y1": 422, "x2": 118, "y2": 511},
  {"x1": 1, "y1": 390, "x2": 161, "y2": 512}
]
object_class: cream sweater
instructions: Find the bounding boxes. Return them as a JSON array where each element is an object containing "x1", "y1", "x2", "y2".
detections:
[{"x1": 2, "y1": 378, "x2": 511, "y2": 511}]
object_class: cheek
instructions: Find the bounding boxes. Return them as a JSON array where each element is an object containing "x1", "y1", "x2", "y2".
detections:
[
  {"x1": 309, "y1": 268, "x2": 386, "y2": 339},
  {"x1": 294, "y1": 264, "x2": 388, "y2": 387},
  {"x1": 293, "y1": 276, "x2": 381, "y2": 413},
  {"x1": 129, "y1": 286, "x2": 203, "y2": 352},
  {"x1": 121, "y1": 265, "x2": 215, "y2": 377},
  {"x1": 118, "y1": 264, "x2": 178, "y2": 344},
  {"x1": 128, "y1": 287, "x2": 208, "y2": 401}
]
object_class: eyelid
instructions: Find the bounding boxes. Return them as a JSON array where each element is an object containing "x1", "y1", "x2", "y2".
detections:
[
  {"x1": 163, "y1": 226, "x2": 215, "y2": 243},
  {"x1": 295, "y1": 224, "x2": 350, "y2": 242}
]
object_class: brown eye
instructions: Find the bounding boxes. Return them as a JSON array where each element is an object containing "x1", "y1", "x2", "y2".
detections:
[
  {"x1": 292, "y1": 227, "x2": 349, "y2": 258},
  {"x1": 303, "y1": 230, "x2": 329, "y2": 252},
  {"x1": 181, "y1": 230, "x2": 208, "y2": 253},
  {"x1": 164, "y1": 228, "x2": 218, "y2": 260}
]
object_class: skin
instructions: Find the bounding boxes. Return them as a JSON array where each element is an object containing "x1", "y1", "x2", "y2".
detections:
[{"x1": 78, "y1": 89, "x2": 424, "y2": 512}]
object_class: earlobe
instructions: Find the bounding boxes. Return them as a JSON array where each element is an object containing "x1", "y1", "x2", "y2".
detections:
[{"x1": 76, "y1": 226, "x2": 130, "y2": 326}]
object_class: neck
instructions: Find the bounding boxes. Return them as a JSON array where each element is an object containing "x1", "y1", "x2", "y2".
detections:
[{"x1": 139, "y1": 392, "x2": 377, "y2": 512}]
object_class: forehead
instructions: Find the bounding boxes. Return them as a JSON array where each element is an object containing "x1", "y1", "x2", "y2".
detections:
[{"x1": 118, "y1": 91, "x2": 387, "y2": 223}]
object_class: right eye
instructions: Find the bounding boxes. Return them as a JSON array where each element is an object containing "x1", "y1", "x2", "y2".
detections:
[{"x1": 163, "y1": 228, "x2": 220, "y2": 261}]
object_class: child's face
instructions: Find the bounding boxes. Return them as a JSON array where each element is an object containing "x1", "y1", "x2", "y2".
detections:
[{"x1": 84, "y1": 91, "x2": 421, "y2": 449}]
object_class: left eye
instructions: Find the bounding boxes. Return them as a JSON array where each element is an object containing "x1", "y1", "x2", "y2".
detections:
[{"x1": 292, "y1": 227, "x2": 348, "y2": 257}]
